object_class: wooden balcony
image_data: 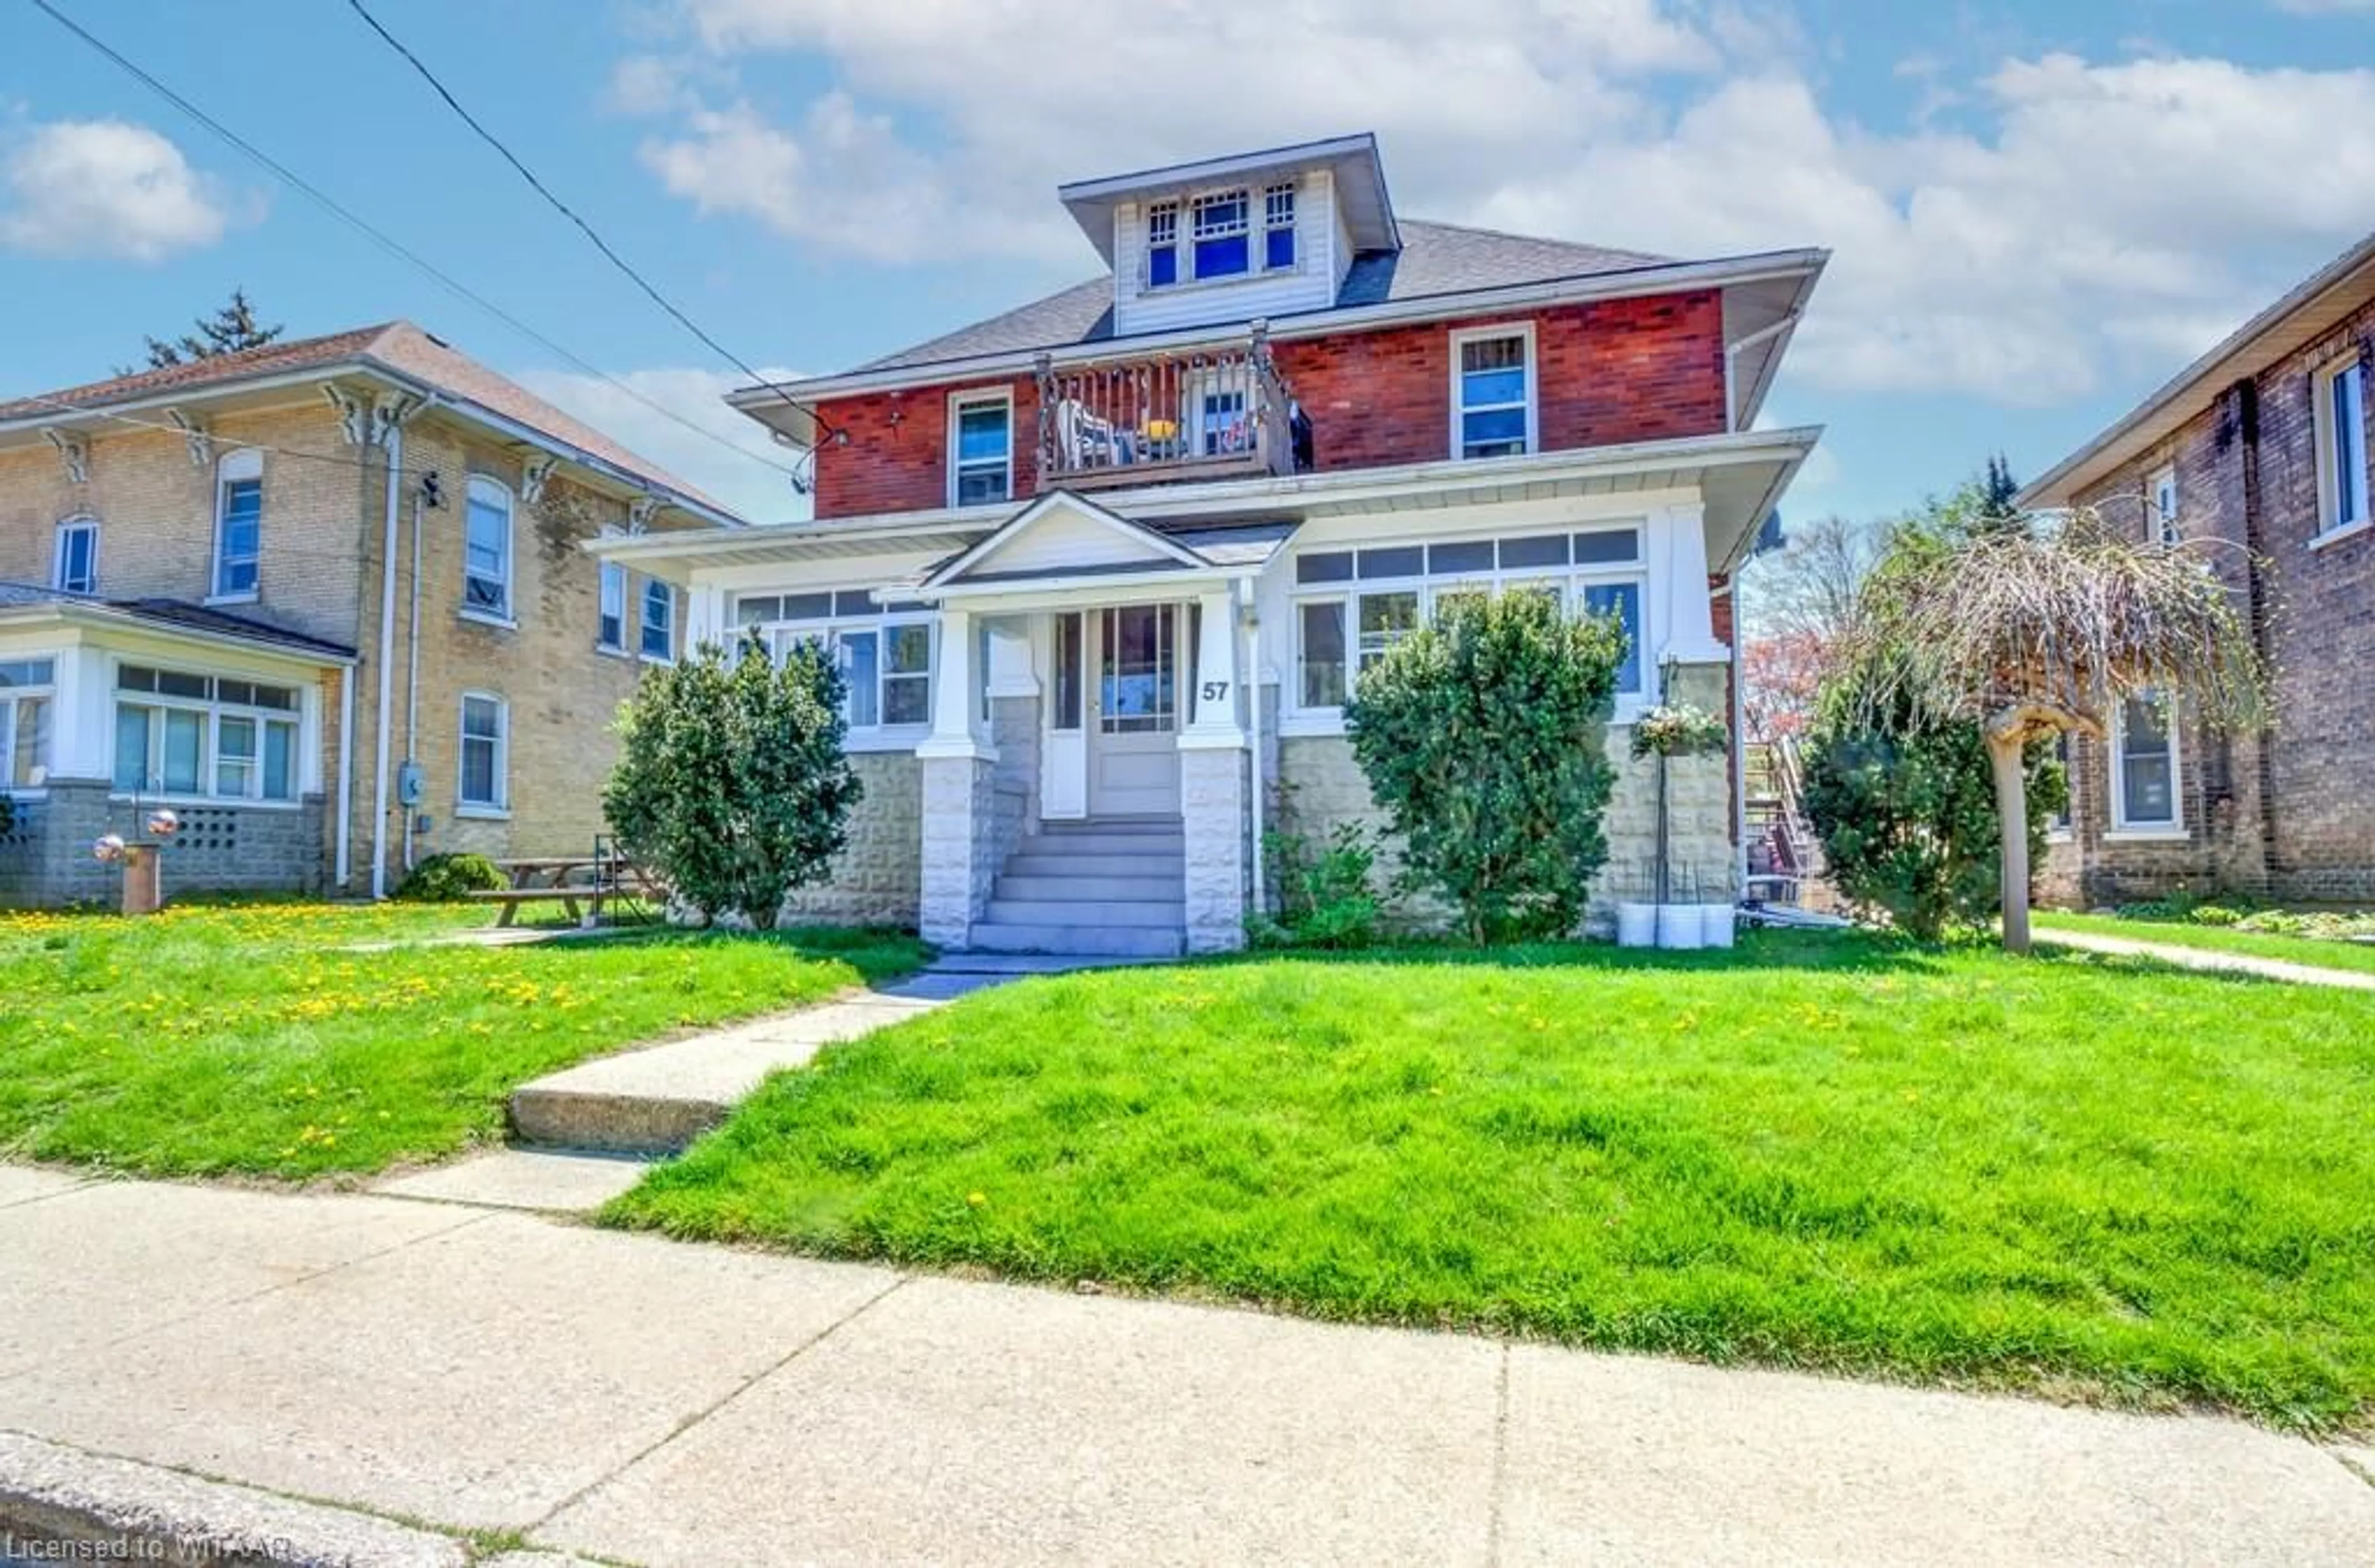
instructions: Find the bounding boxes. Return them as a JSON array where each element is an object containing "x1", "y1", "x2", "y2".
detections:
[{"x1": 1034, "y1": 327, "x2": 1296, "y2": 492}]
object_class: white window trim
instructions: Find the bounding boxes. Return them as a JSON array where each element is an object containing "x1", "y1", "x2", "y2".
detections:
[
  {"x1": 1283, "y1": 523, "x2": 1649, "y2": 728},
  {"x1": 2107, "y1": 692, "x2": 2185, "y2": 838},
  {"x1": 1449, "y1": 323, "x2": 1539, "y2": 462},
  {"x1": 946, "y1": 388, "x2": 1015, "y2": 509},
  {"x1": 596, "y1": 560, "x2": 628, "y2": 654},
  {"x1": 53, "y1": 517, "x2": 99, "y2": 595},
  {"x1": 1262, "y1": 181, "x2": 1298, "y2": 273},
  {"x1": 107, "y1": 662, "x2": 304, "y2": 809},
  {"x1": 2313, "y1": 353, "x2": 2370, "y2": 538},
  {"x1": 1144, "y1": 184, "x2": 1278, "y2": 289},
  {"x1": 638, "y1": 578, "x2": 678, "y2": 664},
  {"x1": 0, "y1": 657, "x2": 59, "y2": 795},
  {"x1": 456, "y1": 690, "x2": 510, "y2": 816},
  {"x1": 2149, "y1": 463, "x2": 2179, "y2": 546},
  {"x1": 209, "y1": 448, "x2": 263, "y2": 605},
  {"x1": 756, "y1": 612, "x2": 936, "y2": 743},
  {"x1": 463, "y1": 474, "x2": 516, "y2": 625}
]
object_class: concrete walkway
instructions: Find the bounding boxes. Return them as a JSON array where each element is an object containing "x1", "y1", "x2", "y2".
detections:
[
  {"x1": 2037, "y1": 926, "x2": 2375, "y2": 990},
  {"x1": 0, "y1": 1170, "x2": 2368, "y2": 1566}
]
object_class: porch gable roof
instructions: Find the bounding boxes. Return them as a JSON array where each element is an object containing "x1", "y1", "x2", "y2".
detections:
[{"x1": 915, "y1": 492, "x2": 1298, "y2": 598}]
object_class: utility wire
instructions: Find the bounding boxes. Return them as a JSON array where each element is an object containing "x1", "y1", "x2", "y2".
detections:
[
  {"x1": 20, "y1": 0, "x2": 804, "y2": 488},
  {"x1": 341, "y1": 0, "x2": 833, "y2": 443}
]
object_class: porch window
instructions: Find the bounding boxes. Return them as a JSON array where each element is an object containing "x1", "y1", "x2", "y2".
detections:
[
  {"x1": 459, "y1": 692, "x2": 508, "y2": 811},
  {"x1": 640, "y1": 578, "x2": 675, "y2": 661},
  {"x1": 2314, "y1": 354, "x2": 2369, "y2": 536},
  {"x1": 2112, "y1": 691, "x2": 2179, "y2": 831},
  {"x1": 54, "y1": 518, "x2": 98, "y2": 594},
  {"x1": 1147, "y1": 201, "x2": 1179, "y2": 288},
  {"x1": 1263, "y1": 182, "x2": 1296, "y2": 271},
  {"x1": 1288, "y1": 525, "x2": 1648, "y2": 711},
  {"x1": 756, "y1": 596, "x2": 937, "y2": 738},
  {"x1": 951, "y1": 394, "x2": 1012, "y2": 507},
  {"x1": 1191, "y1": 189, "x2": 1250, "y2": 280},
  {"x1": 0, "y1": 658, "x2": 56, "y2": 790},
  {"x1": 597, "y1": 561, "x2": 627, "y2": 651},
  {"x1": 1453, "y1": 329, "x2": 1534, "y2": 460},
  {"x1": 112, "y1": 664, "x2": 299, "y2": 803},
  {"x1": 213, "y1": 449, "x2": 263, "y2": 600}
]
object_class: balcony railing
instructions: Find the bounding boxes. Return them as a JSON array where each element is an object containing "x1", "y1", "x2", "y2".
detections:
[{"x1": 1034, "y1": 325, "x2": 1296, "y2": 491}]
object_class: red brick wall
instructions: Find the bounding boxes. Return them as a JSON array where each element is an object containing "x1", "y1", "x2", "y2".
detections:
[{"x1": 810, "y1": 290, "x2": 1728, "y2": 518}]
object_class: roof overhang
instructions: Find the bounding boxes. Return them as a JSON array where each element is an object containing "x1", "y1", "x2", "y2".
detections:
[
  {"x1": 598, "y1": 427, "x2": 1820, "y2": 587},
  {"x1": 2021, "y1": 228, "x2": 2375, "y2": 509},
  {"x1": 732, "y1": 248, "x2": 1831, "y2": 452},
  {"x1": 0, "y1": 599, "x2": 357, "y2": 668},
  {"x1": 1058, "y1": 132, "x2": 1397, "y2": 266},
  {"x1": 0, "y1": 358, "x2": 745, "y2": 532}
]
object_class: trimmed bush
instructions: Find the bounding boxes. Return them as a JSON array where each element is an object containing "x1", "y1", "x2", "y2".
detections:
[
  {"x1": 1345, "y1": 590, "x2": 1625, "y2": 943},
  {"x1": 395, "y1": 852, "x2": 505, "y2": 902}
]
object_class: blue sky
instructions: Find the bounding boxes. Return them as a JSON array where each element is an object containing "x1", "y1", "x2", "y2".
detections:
[{"x1": 3, "y1": 0, "x2": 2371, "y2": 526}]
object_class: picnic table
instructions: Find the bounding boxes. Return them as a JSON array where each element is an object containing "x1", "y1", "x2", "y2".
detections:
[{"x1": 469, "y1": 854, "x2": 660, "y2": 927}]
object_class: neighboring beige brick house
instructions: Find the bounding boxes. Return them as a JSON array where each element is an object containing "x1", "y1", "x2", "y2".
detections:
[
  {"x1": 0, "y1": 323, "x2": 743, "y2": 906},
  {"x1": 2022, "y1": 230, "x2": 2375, "y2": 906}
]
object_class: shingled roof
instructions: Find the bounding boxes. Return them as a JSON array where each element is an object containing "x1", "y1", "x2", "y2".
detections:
[
  {"x1": 0, "y1": 583, "x2": 357, "y2": 661},
  {"x1": 0, "y1": 322, "x2": 736, "y2": 520},
  {"x1": 850, "y1": 219, "x2": 1675, "y2": 375}
]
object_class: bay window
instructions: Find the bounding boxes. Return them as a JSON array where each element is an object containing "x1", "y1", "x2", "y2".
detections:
[
  {"x1": 0, "y1": 658, "x2": 56, "y2": 790},
  {"x1": 111, "y1": 664, "x2": 299, "y2": 803},
  {"x1": 1291, "y1": 526, "x2": 1648, "y2": 713}
]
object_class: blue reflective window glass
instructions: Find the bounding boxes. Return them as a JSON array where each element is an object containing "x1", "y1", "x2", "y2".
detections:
[{"x1": 1583, "y1": 582, "x2": 1643, "y2": 694}]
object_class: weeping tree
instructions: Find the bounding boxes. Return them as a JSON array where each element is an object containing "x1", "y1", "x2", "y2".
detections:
[{"x1": 1843, "y1": 505, "x2": 2262, "y2": 953}]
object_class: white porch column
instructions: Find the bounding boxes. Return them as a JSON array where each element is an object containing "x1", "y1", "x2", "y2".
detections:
[
  {"x1": 1654, "y1": 502, "x2": 1727, "y2": 666},
  {"x1": 1178, "y1": 586, "x2": 1250, "y2": 954},
  {"x1": 916, "y1": 606, "x2": 996, "y2": 949}
]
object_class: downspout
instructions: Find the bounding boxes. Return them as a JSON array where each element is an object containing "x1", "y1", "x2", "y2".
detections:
[
  {"x1": 1722, "y1": 578, "x2": 1747, "y2": 895},
  {"x1": 1723, "y1": 310, "x2": 1802, "y2": 432},
  {"x1": 368, "y1": 422, "x2": 403, "y2": 900},
  {"x1": 1241, "y1": 578, "x2": 1265, "y2": 919},
  {"x1": 333, "y1": 664, "x2": 354, "y2": 889},
  {"x1": 402, "y1": 484, "x2": 424, "y2": 873}
]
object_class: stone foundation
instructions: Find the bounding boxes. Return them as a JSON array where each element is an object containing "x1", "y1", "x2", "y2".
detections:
[
  {"x1": 1181, "y1": 743, "x2": 1250, "y2": 953},
  {"x1": 917, "y1": 751, "x2": 996, "y2": 948},
  {"x1": 779, "y1": 752, "x2": 924, "y2": 928},
  {"x1": 0, "y1": 779, "x2": 327, "y2": 908}
]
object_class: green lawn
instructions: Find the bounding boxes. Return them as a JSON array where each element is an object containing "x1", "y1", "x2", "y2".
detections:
[
  {"x1": 2036, "y1": 910, "x2": 2375, "y2": 976},
  {"x1": 607, "y1": 931, "x2": 2375, "y2": 1431},
  {"x1": 0, "y1": 901, "x2": 925, "y2": 1178}
]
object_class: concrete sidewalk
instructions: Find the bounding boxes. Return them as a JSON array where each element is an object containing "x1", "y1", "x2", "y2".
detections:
[
  {"x1": 2037, "y1": 926, "x2": 2375, "y2": 990},
  {"x1": 0, "y1": 1170, "x2": 2368, "y2": 1566}
]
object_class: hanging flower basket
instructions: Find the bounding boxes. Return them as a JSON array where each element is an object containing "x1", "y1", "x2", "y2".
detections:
[{"x1": 1630, "y1": 702, "x2": 1729, "y2": 760}]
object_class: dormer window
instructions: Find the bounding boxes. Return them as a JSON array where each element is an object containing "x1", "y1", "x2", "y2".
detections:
[
  {"x1": 1264, "y1": 182, "x2": 1296, "y2": 270},
  {"x1": 1191, "y1": 189, "x2": 1250, "y2": 280},
  {"x1": 1147, "y1": 202, "x2": 1179, "y2": 288}
]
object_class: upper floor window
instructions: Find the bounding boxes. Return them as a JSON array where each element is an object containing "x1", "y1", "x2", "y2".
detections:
[
  {"x1": 0, "y1": 658, "x2": 56, "y2": 791},
  {"x1": 1291, "y1": 526, "x2": 1646, "y2": 712},
  {"x1": 640, "y1": 577, "x2": 675, "y2": 662},
  {"x1": 2112, "y1": 690, "x2": 2180, "y2": 833},
  {"x1": 112, "y1": 663, "x2": 298, "y2": 803},
  {"x1": 1453, "y1": 328, "x2": 1535, "y2": 460},
  {"x1": 464, "y1": 476, "x2": 514, "y2": 620},
  {"x1": 951, "y1": 393, "x2": 1013, "y2": 507},
  {"x1": 2314, "y1": 354, "x2": 2369, "y2": 536},
  {"x1": 597, "y1": 560, "x2": 627, "y2": 651},
  {"x1": 213, "y1": 449, "x2": 263, "y2": 601},
  {"x1": 1264, "y1": 182, "x2": 1296, "y2": 271},
  {"x1": 1191, "y1": 189, "x2": 1250, "y2": 280},
  {"x1": 1147, "y1": 201, "x2": 1179, "y2": 288},
  {"x1": 2150, "y1": 464, "x2": 2179, "y2": 545},
  {"x1": 53, "y1": 517, "x2": 98, "y2": 594},
  {"x1": 458, "y1": 692, "x2": 508, "y2": 812}
]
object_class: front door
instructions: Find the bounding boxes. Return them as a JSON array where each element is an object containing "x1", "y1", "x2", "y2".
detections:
[{"x1": 1089, "y1": 602, "x2": 1182, "y2": 816}]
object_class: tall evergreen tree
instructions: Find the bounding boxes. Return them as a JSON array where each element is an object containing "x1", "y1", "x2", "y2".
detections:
[
  {"x1": 1979, "y1": 453, "x2": 2022, "y2": 524},
  {"x1": 139, "y1": 289, "x2": 283, "y2": 370}
]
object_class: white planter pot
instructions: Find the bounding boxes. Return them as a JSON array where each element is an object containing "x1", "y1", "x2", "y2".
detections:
[
  {"x1": 1656, "y1": 903, "x2": 1705, "y2": 949},
  {"x1": 1615, "y1": 901, "x2": 1658, "y2": 948},
  {"x1": 1698, "y1": 902, "x2": 1736, "y2": 949}
]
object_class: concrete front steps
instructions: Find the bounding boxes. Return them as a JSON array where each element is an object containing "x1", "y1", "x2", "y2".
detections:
[{"x1": 967, "y1": 816, "x2": 1188, "y2": 958}]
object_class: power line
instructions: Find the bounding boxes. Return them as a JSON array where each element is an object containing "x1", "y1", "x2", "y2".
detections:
[
  {"x1": 341, "y1": 0, "x2": 833, "y2": 443},
  {"x1": 19, "y1": 0, "x2": 805, "y2": 489}
]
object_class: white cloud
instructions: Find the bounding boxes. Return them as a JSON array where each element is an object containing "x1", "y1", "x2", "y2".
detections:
[
  {"x1": 0, "y1": 119, "x2": 232, "y2": 261},
  {"x1": 620, "y1": 3, "x2": 2375, "y2": 406},
  {"x1": 513, "y1": 365, "x2": 815, "y2": 525},
  {"x1": 2270, "y1": 0, "x2": 2375, "y2": 12}
]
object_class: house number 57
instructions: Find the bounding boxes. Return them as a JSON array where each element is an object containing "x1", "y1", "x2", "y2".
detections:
[{"x1": 1200, "y1": 681, "x2": 1230, "y2": 701}]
